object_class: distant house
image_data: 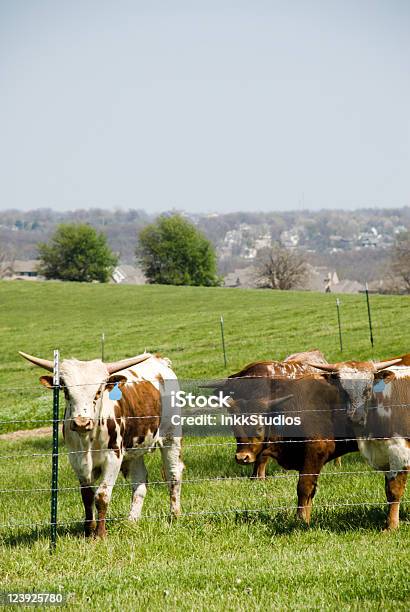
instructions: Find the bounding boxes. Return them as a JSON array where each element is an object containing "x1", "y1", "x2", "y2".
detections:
[
  {"x1": 0, "y1": 260, "x2": 41, "y2": 280},
  {"x1": 357, "y1": 228, "x2": 381, "y2": 248},
  {"x1": 224, "y1": 264, "x2": 365, "y2": 293},
  {"x1": 280, "y1": 228, "x2": 300, "y2": 248},
  {"x1": 111, "y1": 264, "x2": 146, "y2": 285},
  {"x1": 224, "y1": 266, "x2": 258, "y2": 288},
  {"x1": 306, "y1": 266, "x2": 365, "y2": 293}
]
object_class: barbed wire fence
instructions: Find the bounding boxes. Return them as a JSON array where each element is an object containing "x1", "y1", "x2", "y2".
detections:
[{"x1": 0, "y1": 354, "x2": 409, "y2": 551}]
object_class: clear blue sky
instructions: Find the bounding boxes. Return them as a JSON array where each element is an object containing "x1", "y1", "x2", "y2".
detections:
[{"x1": 0, "y1": 0, "x2": 409, "y2": 213}]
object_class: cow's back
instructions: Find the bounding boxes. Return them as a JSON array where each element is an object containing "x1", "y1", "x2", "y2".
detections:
[
  {"x1": 284, "y1": 349, "x2": 328, "y2": 366},
  {"x1": 101, "y1": 356, "x2": 179, "y2": 452}
]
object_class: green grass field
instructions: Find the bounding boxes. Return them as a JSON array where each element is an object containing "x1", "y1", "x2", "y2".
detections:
[{"x1": 0, "y1": 281, "x2": 409, "y2": 610}]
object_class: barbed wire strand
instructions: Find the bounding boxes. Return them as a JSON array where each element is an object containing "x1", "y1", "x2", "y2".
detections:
[
  {"x1": 0, "y1": 468, "x2": 403, "y2": 495},
  {"x1": 0, "y1": 435, "x2": 408, "y2": 462},
  {"x1": 1, "y1": 400, "x2": 410, "y2": 426},
  {"x1": 2, "y1": 365, "x2": 410, "y2": 390},
  {"x1": 0, "y1": 499, "x2": 408, "y2": 531}
]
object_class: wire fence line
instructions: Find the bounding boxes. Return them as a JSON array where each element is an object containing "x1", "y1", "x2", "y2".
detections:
[
  {"x1": 1, "y1": 364, "x2": 410, "y2": 390},
  {"x1": 0, "y1": 435, "x2": 408, "y2": 464},
  {"x1": 1, "y1": 378, "x2": 409, "y2": 545},
  {"x1": 0, "y1": 426, "x2": 408, "y2": 534},
  {"x1": 0, "y1": 469, "x2": 402, "y2": 496},
  {"x1": 1, "y1": 400, "x2": 410, "y2": 426},
  {"x1": 0, "y1": 499, "x2": 408, "y2": 532}
]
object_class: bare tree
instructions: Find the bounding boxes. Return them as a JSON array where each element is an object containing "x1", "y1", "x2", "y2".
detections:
[
  {"x1": 256, "y1": 245, "x2": 308, "y2": 290},
  {"x1": 0, "y1": 249, "x2": 14, "y2": 279},
  {"x1": 390, "y1": 231, "x2": 410, "y2": 293}
]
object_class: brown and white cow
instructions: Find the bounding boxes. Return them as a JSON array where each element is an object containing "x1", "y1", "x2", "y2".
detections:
[
  {"x1": 309, "y1": 356, "x2": 409, "y2": 530},
  {"x1": 19, "y1": 351, "x2": 184, "y2": 537}
]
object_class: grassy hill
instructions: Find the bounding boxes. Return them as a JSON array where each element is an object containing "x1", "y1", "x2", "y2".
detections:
[
  {"x1": 1, "y1": 280, "x2": 409, "y2": 430},
  {"x1": 0, "y1": 281, "x2": 409, "y2": 609}
]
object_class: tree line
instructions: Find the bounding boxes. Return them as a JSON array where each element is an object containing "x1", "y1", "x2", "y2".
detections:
[{"x1": 5, "y1": 214, "x2": 409, "y2": 293}]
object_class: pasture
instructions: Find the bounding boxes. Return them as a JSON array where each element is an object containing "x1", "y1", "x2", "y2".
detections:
[{"x1": 0, "y1": 281, "x2": 409, "y2": 609}]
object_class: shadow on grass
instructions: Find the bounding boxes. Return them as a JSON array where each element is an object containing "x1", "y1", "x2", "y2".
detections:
[
  {"x1": 0, "y1": 522, "x2": 84, "y2": 548},
  {"x1": 234, "y1": 505, "x2": 409, "y2": 535},
  {"x1": 2, "y1": 505, "x2": 409, "y2": 548}
]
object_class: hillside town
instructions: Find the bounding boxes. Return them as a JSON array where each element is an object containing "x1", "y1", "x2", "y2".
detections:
[{"x1": 1, "y1": 206, "x2": 409, "y2": 293}]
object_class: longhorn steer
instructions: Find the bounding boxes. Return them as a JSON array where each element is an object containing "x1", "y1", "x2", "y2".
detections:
[
  {"x1": 309, "y1": 356, "x2": 409, "y2": 530},
  {"x1": 224, "y1": 373, "x2": 358, "y2": 524},
  {"x1": 213, "y1": 349, "x2": 333, "y2": 479},
  {"x1": 19, "y1": 351, "x2": 184, "y2": 537}
]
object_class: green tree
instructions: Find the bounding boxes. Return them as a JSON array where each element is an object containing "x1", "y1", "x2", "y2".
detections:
[
  {"x1": 137, "y1": 214, "x2": 220, "y2": 286},
  {"x1": 38, "y1": 223, "x2": 118, "y2": 282}
]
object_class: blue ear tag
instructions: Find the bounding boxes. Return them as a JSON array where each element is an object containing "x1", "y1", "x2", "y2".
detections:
[
  {"x1": 373, "y1": 379, "x2": 385, "y2": 393},
  {"x1": 109, "y1": 383, "x2": 122, "y2": 401}
]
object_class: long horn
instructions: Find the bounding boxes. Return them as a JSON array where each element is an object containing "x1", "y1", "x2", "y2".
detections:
[
  {"x1": 373, "y1": 358, "x2": 402, "y2": 371},
  {"x1": 19, "y1": 351, "x2": 54, "y2": 372},
  {"x1": 307, "y1": 362, "x2": 338, "y2": 372},
  {"x1": 106, "y1": 352, "x2": 153, "y2": 374},
  {"x1": 267, "y1": 394, "x2": 293, "y2": 408},
  {"x1": 198, "y1": 379, "x2": 229, "y2": 389}
]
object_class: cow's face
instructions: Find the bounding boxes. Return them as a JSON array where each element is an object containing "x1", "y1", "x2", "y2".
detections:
[
  {"x1": 229, "y1": 399, "x2": 265, "y2": 465},
  {"x1": 40, "y1": 359, "x2": 126, "y2": 433},
  {"x1": 228, "y1": 383, "x2": 293, "y2": 465},
  {"x1": 332, "y1": 366, "x2": 375, "y2": 425},
  {"x1": 308, "y1": 359, "x2": 401, "y2": 426},
  {"x1": 325, "y1": 365, "x2": 397, "y2": 426}
]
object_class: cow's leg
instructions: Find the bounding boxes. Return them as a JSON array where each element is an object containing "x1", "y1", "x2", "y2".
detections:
[
  {"x1": 384, "y1": 469, "x2": 408, "y2": 531},
  {"x1": 94, "y1": 452, "x2": 122, "y2": 538},
  {"x1": 69, "y1": 449, "x2": 95, "y2": 537},
  {"x1": 296, "y1": 448, "x2": 327, "y2": 524},
  {"x1": 252, "y1": 454, "x2": 269, "y2": 479},
  {"x1": 128, "y1": 454, "x2": 148, "y2": 521},
  {"x1": 160, "y1": 437, "x2": 184, "y2": 517},
  {"x1": 80, "y1": 484, "x2": 96, "y2": 536},
  {"x1": 296, "y1": 472, "x2": 320, "y2": 525},
  {"x1": 334, "y1": 457, "x2": 342, "y2": 468}
]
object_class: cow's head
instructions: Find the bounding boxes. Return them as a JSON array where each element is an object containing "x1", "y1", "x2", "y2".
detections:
[
  {"x1": 19, "y1": 351, "x2": 152, "y2": 433},
  {"x1": 228, "y1": 392, "x2": 293, "y2": 465},
  {"x1": 308, "y1": 358, "x2": 400, "y2": 425}
]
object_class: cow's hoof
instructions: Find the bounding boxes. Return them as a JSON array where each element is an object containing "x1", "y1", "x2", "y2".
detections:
[
  {"x1": 84, "y1": 520, "x2": 97, "y2": 537},
  {"x1": 382, "y1": 524, "x2": 399, "y2": 533},
  {"x1": 295, "y1": 515, "x2": 310, "y2": 529}
]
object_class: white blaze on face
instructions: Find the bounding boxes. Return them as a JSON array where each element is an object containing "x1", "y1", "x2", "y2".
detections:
[
  {"x1": 336, "y1": 368, "x2": 375, "y2": 424},
  {"x1": 60, "y1": 359, "x2": 109, "y2": 421}
]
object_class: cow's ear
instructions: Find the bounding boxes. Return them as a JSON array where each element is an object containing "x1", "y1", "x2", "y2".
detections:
[
  {"x1": 375, "y1": 370, "x2": 396, "y2": 384},
  {"x1": 39, "y1": 376, "x2": 54, "y2": 389},
  {"x1": 106, "y1": 375, "x2": 127, "y2": 391}
]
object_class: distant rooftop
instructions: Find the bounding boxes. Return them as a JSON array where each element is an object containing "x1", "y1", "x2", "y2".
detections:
[{"x1": 1, "y1": 260, "x2": 40, "y2": 278}]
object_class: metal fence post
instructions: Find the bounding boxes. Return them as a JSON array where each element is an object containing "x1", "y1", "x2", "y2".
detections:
[
  {"x1": 220, "y1": 315, "x2": 227, "y2": 368},
  {"x1": 101, "y1": 332, "x2": 105, "y2": 361},
  {"x1": 336, "y1": 298, "x2": 343, "y2": 353},
  {"x1": 50, "y1": 349, "x2": 60, "y2": 553},
  {"x1": 365, "y1": 282, "x2": 374, "y2": 348}
]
